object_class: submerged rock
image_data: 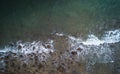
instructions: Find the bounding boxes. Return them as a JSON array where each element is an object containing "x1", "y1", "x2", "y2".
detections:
[
  {"x1": 57, "y1": 65, "x2": 65, "y2": 72},
  {"x1": 76, "y1": 47, "x2": 83, "y2": 52},
  {"x1": 71, "y1": 51, "x2": 77, "y2": 55},
  {"x1": 18, "y1": 44, "x2": 22, "y2": 49}
]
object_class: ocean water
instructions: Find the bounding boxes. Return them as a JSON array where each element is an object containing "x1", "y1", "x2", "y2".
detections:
[
  {"x1": 0, "y1": 0, "x2": 120, "y2": 74},
  {"x1": 0, "y1": 0, "x2": 120, "y2": 45}
]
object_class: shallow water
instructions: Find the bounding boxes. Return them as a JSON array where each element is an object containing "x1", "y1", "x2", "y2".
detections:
[
  {"x1": 0, "y1": 0, "x2": 120, "y2": 74},
  {"x1": 0, "y1": 29, "x2": 120, "y2": 74}
]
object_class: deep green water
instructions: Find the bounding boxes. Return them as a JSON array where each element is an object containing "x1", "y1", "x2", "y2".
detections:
[{"x1": 0, "y1": 0, "x2": 120, "y2": 45}]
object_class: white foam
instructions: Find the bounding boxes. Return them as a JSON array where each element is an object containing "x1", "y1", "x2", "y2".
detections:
[
  {"x1": 68, "y1": 36, "x2": 82, "y2": 47},
  {"x1": 68, "y1": 36, "x2": 114, "y2": 64},
  {"x1": 0, "y1": 40, "x2": 54, "y2": 54},
  {"x1": 67, "y1": 29, "x2": 120, "y2": 64},
  {"x1": 0, "y1": 49, "x2": 7, "y2": 53},
  {"x1": 82, "y1": 34, "x2": 105, "y2": 46},
  {"x1": 81, "y1": 29, "x2": 120, "y2": 46},
  {"x1": 55, "y1": 32, "x2": 65, "y2": 36},
  {"x1": 102, "y1": 29, "x2": 120, "y2": 43},
  {"x1": 0, "y1": 29, "x2": 119, "y2": 66}
]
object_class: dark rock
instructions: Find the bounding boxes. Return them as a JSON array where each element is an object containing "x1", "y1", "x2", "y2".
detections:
[
  {"x1": 29, "y1": 57, "x2": 33, "y2": 60},
  {"x1": 46, "y1": 45, "x2": 51, "y2": 49},
  {"x1": 49, "y1": 51, "x2": 53, "y2": 55},
  {"x1": 38, "y1": 63, "x2": 43, "y2": 69},
  {"x1": 57, "y1": 65, "x2": 65, "y2": 72},
  {"x1": 18, "y1": 45, "x2": 22, "y2": 49},
  {"x1": 18, "y1": 66, "x2": 20, "y2": 70},
  {"x1": 32, "y1": 64, "x2": 36, "y2": 67},
  {"x1": 35, "y1": 56, "x2": 38, "y2": 61},
  {"x1": 35, "y1": 69, "x2": 38, "y2": 72},
  {"x1": 33, "y1": 47, "x2": 35, "y2": 50},
  {"x1": 42, "y1": 55, "x2": 45, "y2": 59},
  {"x1": 109, "y1": 44, "x2": 115, "y2": 48},
  {"x1": 36, "y1": 51, "x2": 39, "y2": 53},
  {"x1": 4, "y1": 55, "x2": 10, "y2": 60},
  {"x1": 61, "y1": 63, "x2": 65, "y2": 66},
  {"x1": 12, "y1": 52, "x2": 17, "y2": 56},
  {"x1": 4, "y1": 60, "x2": 9, "y2": 64},
  {"x1": 19, "y1": 55, "x2": 23, "y2": 58},
  {"x1": 11, "y1": 62, "x2": 15, "y2": 67},
  {"x1": 23, "y1": 63, "x2": 27, "y2": 68},
  {"x1": 42, "y1": 61, "x2": 46, "y2": 64},
  {"x1": 43, "y1": 43, "x2": 51, "y2": 49},
  {"x1": 77, "y1": 48, "x2": 83, "y2": 52},
  {"x1": 71, "y1": 51, "x2": 77, "y2": 55},
  {"x1": 71, "y1": 61, "x2": 74, "y2": 64}
]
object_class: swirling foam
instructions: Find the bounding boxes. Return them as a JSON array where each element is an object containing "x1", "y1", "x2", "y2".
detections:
[{"x1": 0, "y1": 29, "x2": 119, "y2": 70}]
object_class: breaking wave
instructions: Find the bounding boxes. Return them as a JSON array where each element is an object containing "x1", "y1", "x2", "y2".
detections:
[
  {"x1": 0, "y1": 29, "x2": 119, "y2": 71},
  {"x1": 57, "y1": 29, "x2": 120, "y2": 64}
]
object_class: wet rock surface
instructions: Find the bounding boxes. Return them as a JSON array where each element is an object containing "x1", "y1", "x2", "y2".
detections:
[{"x1": 0, "y1": 30, "x2": 120, "y2": 74}]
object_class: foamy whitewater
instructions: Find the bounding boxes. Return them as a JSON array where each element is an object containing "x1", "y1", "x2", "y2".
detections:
[
  {"x1": 57, "y1": 29, "x2": 120, "y2": 64},
  {"x1": 0, "y1": 29, "x2": 120, "y2": 69},
  {"x1": 0, "y1": 40, "x2": 54, "y2": 54},
  {"x1": 81, "y1": 29, "x2": 120, "y2": 45}
]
